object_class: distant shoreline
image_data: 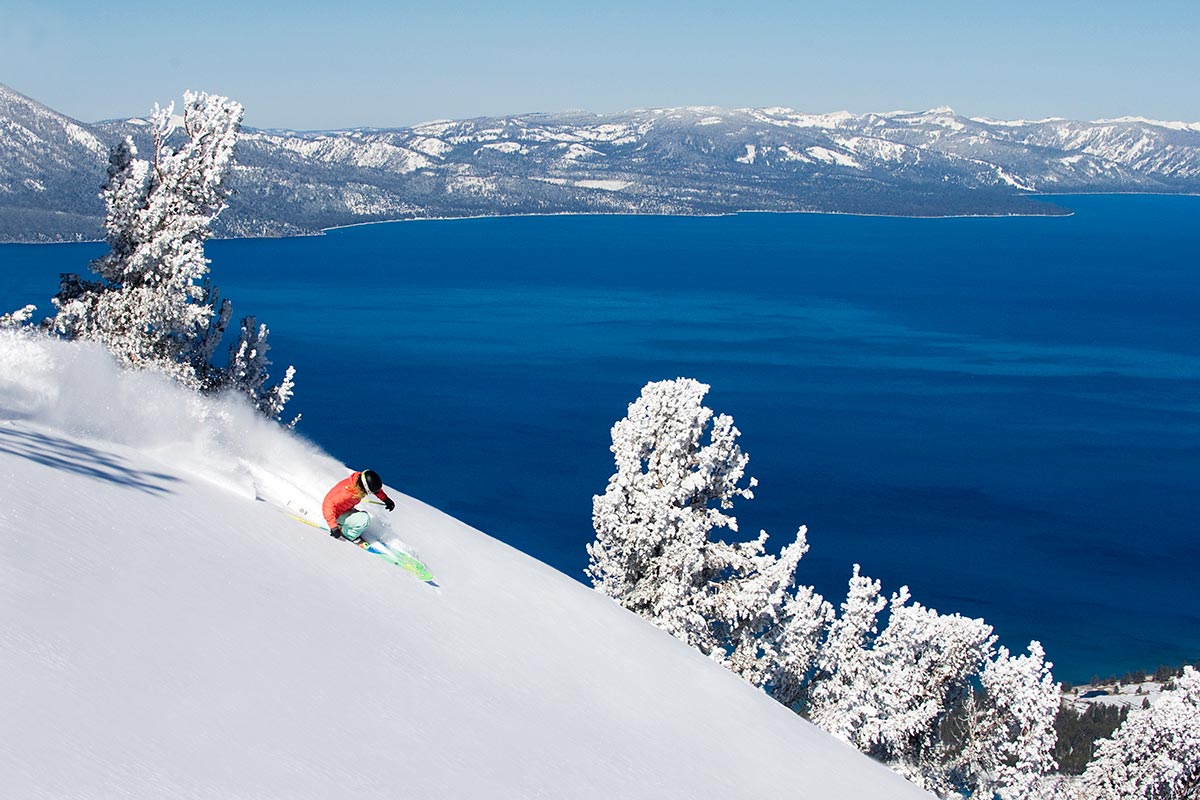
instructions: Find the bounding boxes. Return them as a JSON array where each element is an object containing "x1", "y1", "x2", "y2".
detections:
[
  {"x1": 0, "y1": 206, "x2": 1072, "y2": 247},
  {"x1": 318, "y1": 204, "x2": 1075, "y2": 236},
  {"x1": 10, "y1": 192, "x2": 1200, "y2": 247}
]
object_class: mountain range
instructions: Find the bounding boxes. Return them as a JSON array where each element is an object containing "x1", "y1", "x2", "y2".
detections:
[{"x1": 2, "y1": 81, "x2": 1199, "y2": 243}]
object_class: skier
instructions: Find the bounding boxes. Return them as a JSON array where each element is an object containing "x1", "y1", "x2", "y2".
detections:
[{"x1": 322, "y1": 469, "x2": 396, "y2": 547}]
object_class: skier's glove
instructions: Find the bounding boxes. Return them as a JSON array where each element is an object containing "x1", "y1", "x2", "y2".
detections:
[
  {"x1": 384, "y1": 497, "x2": 395, "y2": 512},
  {"x1": 330, "y1": 527, "x2": 344, "y2": 539}
]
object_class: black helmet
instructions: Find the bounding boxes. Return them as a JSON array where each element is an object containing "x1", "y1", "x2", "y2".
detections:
[{"x1": 359, "y1": 469, "x2": 383, "y2": 494}]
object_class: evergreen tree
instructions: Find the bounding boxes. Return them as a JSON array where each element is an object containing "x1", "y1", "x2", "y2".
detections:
[
  {"x1": 946, "y1": 642, "x2": 1060, "y2": 799},
  {"x1": 586, "y1": 378, "x2": 1076, "y2": 799},
  {"x1": 807, "y1": 569, "x2": 1026, "y2": 795},
  {"x1": 1052, "y1": 702, "x2": 1128, "y2": 775},
  {"x1": 223, "y1": 316, "x2": 298, "y2": 423},
  {"x1": 982, "y1": 642, "x2": 1060, "y2": 799},
  {"x1": 588, "y1": 378, "x2": 815, "y2": 672},
  {"x1": 46, "y1": 92, "x2": 295, "y2": 420},
  {"x1": 872, "y1": 591, "x2": 996, "y2": 776},
  {"x1": 720, "y1": 527, "x2": 833, "y2": 702},
  {"x1": 1077, "y1": 665, "x2": 1200, "y2": 800},
  {"x1": 807, "y1": 564, "x2": 888, "y2": 734},
  {"x1": 50, "y1": 94, "x2": 241, "y2": 384}
]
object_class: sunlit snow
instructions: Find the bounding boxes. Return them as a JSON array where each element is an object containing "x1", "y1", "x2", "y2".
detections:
[{"x1": 0, "y1": 332, "x2": 933, "y2": 799}]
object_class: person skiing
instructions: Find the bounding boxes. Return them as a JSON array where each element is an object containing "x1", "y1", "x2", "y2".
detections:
[{"x1": 322, "y1": 469, "x2": 395, "y2": 546}]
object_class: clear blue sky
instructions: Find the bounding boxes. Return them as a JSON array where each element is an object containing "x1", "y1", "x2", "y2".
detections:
[{"x1": 3, "y1": 0, "x2": 1198, "y2": 130}]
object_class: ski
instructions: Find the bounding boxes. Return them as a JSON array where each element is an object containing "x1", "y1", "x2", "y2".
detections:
[
  {"x1": 361, "y1": 540, "x2": 435, "y2": 583},
  {"x1": 285, "y1": 511, "x2": 435, "y2": 583}
]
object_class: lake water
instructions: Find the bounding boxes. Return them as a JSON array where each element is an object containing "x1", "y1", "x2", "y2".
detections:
[{"x1": 3, "y1": 195, "x2": 1198, "y2": 682}]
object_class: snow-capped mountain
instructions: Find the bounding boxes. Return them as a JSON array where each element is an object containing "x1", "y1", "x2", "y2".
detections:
[
  {"x1": 3, "y1": 81, "x2": 1200, "y2": 242},
  {"x1": 0, "y1": 83, "x2": 109, "y2": 242},
  {"x1": 0, "y1": 331, "x2": 935, "y2": 799}
]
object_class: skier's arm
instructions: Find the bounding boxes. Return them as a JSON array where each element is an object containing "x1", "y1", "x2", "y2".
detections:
[
  {"x1": 322, "y1": 494, "x2": 340, "y2": 530},
  {"x1": 375, "y1": 488, "x2": 395, "y2": 512}
]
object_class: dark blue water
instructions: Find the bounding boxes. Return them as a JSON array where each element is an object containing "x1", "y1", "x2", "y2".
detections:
[{"x1": 3, "y1": 195, "x2": 1198, "y2": 683}]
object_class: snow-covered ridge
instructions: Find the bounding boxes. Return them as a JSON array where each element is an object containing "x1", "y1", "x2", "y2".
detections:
[
  {"x1": 1093, "y1": 116, "x2": 1200, "y2": 132},
  {"x1": 0, "y1": 331, "x2": 933, "y2": 799},
  {"x1": 4, "y1": 80, "x2": 1200, "y2": 242}
]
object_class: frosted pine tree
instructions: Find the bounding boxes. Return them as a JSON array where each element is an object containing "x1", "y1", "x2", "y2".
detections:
[
  {"x1": 51, "y1": 94, "x2": 242, "y2": 385},
  {"x1": 588, "y1": 378, "x2": 813, "y2": 666},
  {"x1": 939, "y1": 641, "x2": 1059, "y2": 799},
  {"x1": 720, "y1": 527, "x2": 832, "y2": 698},
  {"x1": 868, "y1": 591, "x2": 995, "y2": 770},
  {"x1": 224, "y1": 317, "x2": 297, "y2": 423},
  {"x1": 47, "y1": 91, "x2": 296, "y2": 420},
  {"x1": 808, "y1": 570, "x2": 1006, "y2": 794},
  {"x1": 979, "y1": 642, "x2": 1060, "y2": 799},
  {"x1": 807, "y1": 564, "x2": 888, "y2": 738},
  {"x1": 192, "y1": 280, "x2": 233, "y2": 379},
  {"x1": 745, "y1": 551, "x2": 834, "y2": 708},
  {"x1": 1077, "y1": 665, "x2": 1200, "y2": 800},
  {"x1": 588, "y1": 378, "x2": 754, "y2": 653}
]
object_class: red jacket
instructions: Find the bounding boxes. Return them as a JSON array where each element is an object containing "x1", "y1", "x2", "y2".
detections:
[{"x1": 322, "y1": 471, "x2": 392, "y2": 529}]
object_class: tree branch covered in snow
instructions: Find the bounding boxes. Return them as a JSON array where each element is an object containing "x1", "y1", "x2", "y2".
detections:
[{"x1": 0, "y1": 305, "x2": 37, "y2": 329}]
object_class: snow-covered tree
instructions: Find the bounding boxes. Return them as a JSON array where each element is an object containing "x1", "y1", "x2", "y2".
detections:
[
  {"x1": 587, "y1": 379, "x2": 1071, "y2": 798},
  {"x1": 1076, "y1": 665, "x2": 1200, "y2": 800},
  {"x1": 943, "y1": 641, "x2": 1060, "y2": 800},
  {"x1": 588, "y1": 377, "x2": 755, "y2": 651},
  {"x1": 223, "y1": 316, "x2": 297, "y2": 423},
  {"x1": 808, "y1": 569, "x2": 1005, "y2": 793},
  {"x1": 750, "y1": 572, "x2": 835, "y2": 707},
  {"x1": 720, "y1": 527, "x2": 834, "y2": 702},
  {"x1": 588, "y1": 378, "x2": 816, "y2": 672},
  {"x1": 50, "y1": 93, "x2": 241, "y2": 384},
  {"x1": 978, "y1": 642, "x2": 1060, "y2": 798},
  {"x1": 46, "y1": 91, "x2": 295, "y2": 420},
  {"x1": 807, "y1": 564, "x2": 888, "y2": 735},
  {"x1": 0, "y1": 305, "x2": 36, "y2": 329},
  {"x1": 867, "y1": 590, "x2": 996, "y2": 772}
]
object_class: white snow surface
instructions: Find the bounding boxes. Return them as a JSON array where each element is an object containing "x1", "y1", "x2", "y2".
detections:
[
  {"x1": 807, "y1": 146, "x2": 863, "y2": 169},
  {"x1": 476, "y1": 141, "x2": 527, "y2": 155},
  {"x1": 1093, "y1": 116, "x2": 1200, "y2": 132},
  {"x1": 558, "y1": 142, "x2": 605, "y2": 160},
  {"x1": 574, "y1": 179, "x2": 630, "y2": 191},
  {"x1": 0, "y1": 333, "x2": 931, "y2": 800}
]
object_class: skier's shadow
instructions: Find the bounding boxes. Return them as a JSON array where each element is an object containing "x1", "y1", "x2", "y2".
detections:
[{"x1": 0, "y1": 427, "x2": 180, "y2": 495}]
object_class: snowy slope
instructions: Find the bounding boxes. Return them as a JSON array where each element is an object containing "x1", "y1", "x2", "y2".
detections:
[{"x1": 0, "y1": 332, "x2": 932, "y2": 799}]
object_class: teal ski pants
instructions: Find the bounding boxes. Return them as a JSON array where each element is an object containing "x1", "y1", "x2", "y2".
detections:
[{"x1": 337, "y1": 509, "x2": 371, "y2": 541}]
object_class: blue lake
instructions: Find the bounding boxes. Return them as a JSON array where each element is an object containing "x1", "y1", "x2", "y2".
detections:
[{"x1": 3, "y1": 195, "x2": 1198, "y2": 682}]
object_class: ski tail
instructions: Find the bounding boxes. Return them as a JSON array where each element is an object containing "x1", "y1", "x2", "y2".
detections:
[{"x1": 366, "y1": 540, "x2": 435, "y2": 582}]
